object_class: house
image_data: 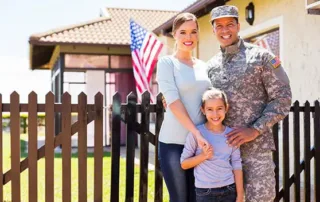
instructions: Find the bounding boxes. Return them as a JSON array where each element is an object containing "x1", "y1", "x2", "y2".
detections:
[{"x1": 28, "y1": 8, "x2": 178, "y2": 146}]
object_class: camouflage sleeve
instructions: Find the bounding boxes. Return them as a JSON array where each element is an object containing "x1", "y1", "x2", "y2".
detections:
[{"x1": 251, "y1": 51, "x2": 292, "y2": 135}]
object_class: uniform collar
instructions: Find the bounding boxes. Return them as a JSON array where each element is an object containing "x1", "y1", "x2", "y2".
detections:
[{"x1": 220, "y1": 38, "x2": 243, "y2": 55}]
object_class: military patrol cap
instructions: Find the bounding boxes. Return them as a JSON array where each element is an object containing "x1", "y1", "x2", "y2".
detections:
[{"x1": 210, "y1": 5, "x2": 239, "y2": 23}]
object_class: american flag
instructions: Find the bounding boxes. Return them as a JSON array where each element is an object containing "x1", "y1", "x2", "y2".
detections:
[
  {"x1": 130, "y1": 19, "x2": 163, "y2": 102},
  {"x1": 253, "y1": 30, "x2": 280, "y2": 57}
]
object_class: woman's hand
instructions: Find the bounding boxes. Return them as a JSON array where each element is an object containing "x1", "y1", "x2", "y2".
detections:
[{"x1": 194, "y1": 131, "x2": 211, "y2": 149}]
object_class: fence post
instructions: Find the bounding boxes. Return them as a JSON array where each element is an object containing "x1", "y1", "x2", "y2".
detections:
[
  {"x1": 10, "y1": 92, "x2": 20, "y2": 202},
  {"x1": 314, "y1": 100, "x2": 320, "y2": 201},
  {"x1": 78, "y1": 93, "x2": 88, "y2": 202},
  {"x1": 62, "y1": 92, "x2": 72, "y2": 202},
  {"x1": 111, "y1": 92, "x2": 122, "y2": 202},
  {"x1": 293, "y1": 101, "x2": 301, "y2": 201},
  {"x1": 45, "y1": 92, "x2": 55, "y2": 202},
  {"x1": 94, "y1": 92, "x2": 103, "y2": 201},
  {"x1": 140, "y1": 92, "x2": 150, "y2": 202},
  {"x1": 126, "y1": 92, "x2": 137, "y2": 202},
  {"x1": 273, "y1": 123, "x2": 279, "y2": 202},
  {"x1": 154, "y1": 93, "x2": 164, "y2": 202},
  {"x1": 304, "y1": 101, "x2": 311, "y2": 202},
  {"x1": 28, "y1": 92, "x2": 38, "y2": 202},
  {"x1": 283, "y1": 115, "x2": 290, "y2": 202}
]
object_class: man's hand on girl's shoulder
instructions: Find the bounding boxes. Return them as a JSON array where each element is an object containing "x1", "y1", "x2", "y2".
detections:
[{"x1": 225, "y1": 127, "x2": 259, "y2": 148}]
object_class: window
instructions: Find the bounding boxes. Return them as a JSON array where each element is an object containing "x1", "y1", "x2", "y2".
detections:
[
  {"x1": 245, "y1": 29, "x2": 280, "y2": 57},
  {"x1": 63, "y1": 72, "x2": 86, "y2": 103}
]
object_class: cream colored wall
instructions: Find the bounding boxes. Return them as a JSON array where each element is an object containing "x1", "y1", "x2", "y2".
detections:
[
  {"x1": 158, "y1": 34, "x2": 175, "y2": 57},
  {"x1": 197, "y1": 14, "x2": 220, "y2": 61}
]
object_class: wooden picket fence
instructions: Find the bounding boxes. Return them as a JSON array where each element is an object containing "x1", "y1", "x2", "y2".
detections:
[
  {"x1": 0, "y1": 92, "x2": 104, "y2": 202},
  {"x1": 273, "y1": 100, "x2": 320, "y2": 202},
  {"x1": 1, "y1": 91, "x2": 319, "y2": 202},
  {"x1": 110, "y1": 92, "x2": 164, "y2": 202}
]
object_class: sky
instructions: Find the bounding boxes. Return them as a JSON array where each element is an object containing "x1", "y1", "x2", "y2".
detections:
[{"x1": 0, "y1": 0, "x2": 195, "y2": 102}]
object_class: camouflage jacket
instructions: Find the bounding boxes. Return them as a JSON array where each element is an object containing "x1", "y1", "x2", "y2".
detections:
[{"x1": 207, "y1": 38, "x2": 292, "y2": 152}]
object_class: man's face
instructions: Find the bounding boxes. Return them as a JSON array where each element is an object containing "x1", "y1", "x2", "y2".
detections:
[{"x1": 212, "y1": 17, "x2": 240, "y2": 48}]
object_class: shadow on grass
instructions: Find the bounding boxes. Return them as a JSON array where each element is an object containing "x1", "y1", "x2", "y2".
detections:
[{"x1": 20, "y1": 139, "x2": 111, "y2": 159}]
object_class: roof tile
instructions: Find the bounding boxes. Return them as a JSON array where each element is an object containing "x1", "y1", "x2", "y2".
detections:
[{"x1": 29, "y1": 8, "x2": 178, "y2": 46}]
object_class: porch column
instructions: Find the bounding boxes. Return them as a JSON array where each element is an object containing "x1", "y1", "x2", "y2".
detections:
[{"x1": 85, "y1": 70, "x2": 106, "y2": 147}]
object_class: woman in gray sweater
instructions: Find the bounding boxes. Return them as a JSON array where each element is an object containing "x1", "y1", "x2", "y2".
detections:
[{"x1": 156, "y1": 12, "x2": 211, "y2": 202}]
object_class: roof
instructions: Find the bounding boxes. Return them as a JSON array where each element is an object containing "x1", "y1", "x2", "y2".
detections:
[
  {"x1": 29, "y1": 8, "x2": 178, "y2": 46},
  {"x1": 153, "y1": 0, "x2": 226, "y2": 35},
  {"x1": 29, "y1": 7, "x2": 178, "y2": 69}
]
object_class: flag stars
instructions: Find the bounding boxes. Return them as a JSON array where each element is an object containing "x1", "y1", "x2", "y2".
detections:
[{"x1": 130, "y1": 20, "x2": 147, "y2": 51}]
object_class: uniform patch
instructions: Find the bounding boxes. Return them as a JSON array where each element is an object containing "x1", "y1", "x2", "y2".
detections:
[{"x1": 269, "y1": 57, "x2": 281, "y2": 69}]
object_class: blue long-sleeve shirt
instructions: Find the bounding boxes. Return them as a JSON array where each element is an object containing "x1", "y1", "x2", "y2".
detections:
[{"x1": 181, "y1": 125, "x2": 242, "y2": 188}]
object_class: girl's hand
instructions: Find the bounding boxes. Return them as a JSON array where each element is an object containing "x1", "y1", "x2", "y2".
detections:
[{"x1": 202, "y1": 145, "x2": 214, "y2": 159}]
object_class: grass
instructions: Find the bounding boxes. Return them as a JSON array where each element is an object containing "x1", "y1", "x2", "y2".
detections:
[{"x1": 2, "y1": 133, "x2": 169, "y2": 201}]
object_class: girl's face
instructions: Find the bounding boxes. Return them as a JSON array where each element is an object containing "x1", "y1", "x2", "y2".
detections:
[
  {"x1": 201, "y1": 98, "x2": 228, "y2": 127},
  {"x1": 173, "y1": 20, "x2": 198, "y2": 52}
]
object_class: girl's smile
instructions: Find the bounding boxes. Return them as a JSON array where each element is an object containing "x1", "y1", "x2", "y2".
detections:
[{"x1": 201, "y1": 98, "x2": 228, "y2": 133}]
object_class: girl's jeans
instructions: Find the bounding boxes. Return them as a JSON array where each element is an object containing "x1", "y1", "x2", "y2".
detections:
[{"x1": 195, "y1": 183, "x2": 237, "y2": 202}]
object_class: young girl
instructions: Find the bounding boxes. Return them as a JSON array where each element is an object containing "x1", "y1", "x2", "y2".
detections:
[{"x1": 180, "y1": 87, "x2": 244, "y2": 202}]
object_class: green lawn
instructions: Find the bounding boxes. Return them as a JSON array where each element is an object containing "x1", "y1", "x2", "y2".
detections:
[{"x1": 2, "y1": 134, "x2": 169, "y2": 201}]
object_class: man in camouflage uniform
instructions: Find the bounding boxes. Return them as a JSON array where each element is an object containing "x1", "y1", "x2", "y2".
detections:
[{"x1": 207, "y1": 5, "x2": 292, "y2": 202}]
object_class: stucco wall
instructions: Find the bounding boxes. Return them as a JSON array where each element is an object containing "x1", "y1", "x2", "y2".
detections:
[
  {"x1": 197, "y1": 14, "x2": 220, "y2": 61},
  {"x1": 158, "y1": 34, "x2": 175, "y2": 57}
]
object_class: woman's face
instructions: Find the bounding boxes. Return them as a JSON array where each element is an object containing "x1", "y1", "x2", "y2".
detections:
[{"x1": 173, "y1": 20, "x2": 198, "y2": 52}]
